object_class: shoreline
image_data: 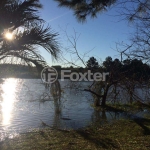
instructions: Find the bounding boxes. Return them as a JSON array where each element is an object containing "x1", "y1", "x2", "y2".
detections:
[{"x1": 0, "y1": 118, "x2": 150, "y2": 150}]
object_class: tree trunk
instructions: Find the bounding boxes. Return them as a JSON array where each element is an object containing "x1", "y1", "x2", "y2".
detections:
[
  {"x1": 94, "y1": 97, "x2": 100, "y2": 106},
  {"x1": 101, "y1": 95, "x2": 106, "y2": 106},
  {"x1": 101, "y1": 85, "x2": 109, "y2": 106}
]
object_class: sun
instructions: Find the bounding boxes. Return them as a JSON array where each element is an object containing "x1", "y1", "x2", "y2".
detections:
[{"x1": 5, "y1": 32, "x2": 13, "y2": 40}]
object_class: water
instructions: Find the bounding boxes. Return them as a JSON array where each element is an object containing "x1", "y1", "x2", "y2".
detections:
[
  {"x1": 0, "y1": 79, "x2": 94, "y2": 140},
  {"x1": 0, "y1": 78, "x2": 149, "y2": 141}
]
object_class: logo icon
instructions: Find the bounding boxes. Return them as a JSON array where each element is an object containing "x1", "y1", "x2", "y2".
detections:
[{"x1": 41, "y1": 67, "x2": 58, "y2": 84}]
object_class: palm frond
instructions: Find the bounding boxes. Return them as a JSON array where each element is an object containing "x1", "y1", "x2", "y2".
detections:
[
  {"x1": 0, "y1": 24, "x2": 60, "y2": 68},
  {"x1": 0, "y1": 0, "x2": 43, "y2": 31},
  {"x1": 15, "y1": 25, "x2": 60, "y2": 59},
  {"x1": 0, "y1": 0, "x2": 60, "y2": 69}
]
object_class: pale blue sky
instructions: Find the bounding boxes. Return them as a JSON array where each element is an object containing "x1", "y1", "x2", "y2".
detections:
[{"x1": 39, "y1": 0, "x2": 134, "y2": 66}]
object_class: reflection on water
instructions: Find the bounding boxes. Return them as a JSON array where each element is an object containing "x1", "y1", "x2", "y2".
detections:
[
  {"x1": 0, "y1": 79, "x2": 94, "y2": 141},
  {"x1": 0, "y1": 79, "x2": 149, "y2": 141},
  {"x1": 1, "y1": 79, "x2": 17, "y2": 126}
]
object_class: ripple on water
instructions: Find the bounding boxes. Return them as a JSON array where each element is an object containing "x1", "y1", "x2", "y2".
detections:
[{"x1": 0, "y1": 79, "x2": 149, "y2": 141}]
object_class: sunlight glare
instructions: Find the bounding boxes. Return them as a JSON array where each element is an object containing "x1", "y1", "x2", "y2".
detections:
[
  {"x1": 1, "y1": 78, "x2": 17, "y2": 126},
  {"x1": 5, "y1": 32, "x2": 13, "y2": 40}
]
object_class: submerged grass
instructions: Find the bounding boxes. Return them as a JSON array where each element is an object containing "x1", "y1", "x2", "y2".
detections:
[
  {"x1": 1, "y1": 118, "x2": 150, "y2": 150},
  {"x1": 106, "y1": 102, "x2": 150, "y2": 112}
]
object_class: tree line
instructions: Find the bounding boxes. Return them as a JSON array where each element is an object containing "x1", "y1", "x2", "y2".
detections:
[{"x1": 84, "y1": 56, "x2": 150, "y2": 106}]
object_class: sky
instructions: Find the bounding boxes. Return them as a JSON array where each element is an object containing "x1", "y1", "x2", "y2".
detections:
[{"x1": 38, "y1": 0, "x2": 135, "y2": 67}]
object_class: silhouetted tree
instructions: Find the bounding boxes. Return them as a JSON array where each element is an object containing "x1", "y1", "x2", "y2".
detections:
[
  {"x1": 117, "y1": 1, "x2": 150, "y2": 62},
  {"x1": 103, "y1": 56, "x2": 113, "y2": 71},
  {"x1": 54, "y1": 0, "x2": 116, "y2": 22},
  {"x1": 86, "y1": 57, "x2": 99, "y2": 69},
  {"x1": 54, "y1": 1, "x2": 149, "y2": 22},
  {"x1": 55, "y1": 0, "x2": 150, "y2": 63},
  {"x1": 0, "y1": 0, "x2": 60, "y2": 70},
  {"x1": 85, "y1": 57, "x2": 150, "y2": 106}
]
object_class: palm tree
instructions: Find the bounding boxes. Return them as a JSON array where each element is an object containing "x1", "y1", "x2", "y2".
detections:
[{"x1": 0, "y1": 0, "x2": 60, "y2": 71}]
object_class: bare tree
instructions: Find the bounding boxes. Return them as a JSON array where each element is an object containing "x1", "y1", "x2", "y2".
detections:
[{"x1": 115, "y1": 0, "x2": 150, "y2": 62}]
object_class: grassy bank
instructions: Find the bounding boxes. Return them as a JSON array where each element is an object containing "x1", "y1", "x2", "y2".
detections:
[{"x1": 0, "y1": 118, "x2": 150, "y2": 150}]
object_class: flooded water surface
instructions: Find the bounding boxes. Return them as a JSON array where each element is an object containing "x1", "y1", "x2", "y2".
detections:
[
  {"x1": 0, "y1": 79, "x2": 94, "y2": 140},
  {"x1": 0, "y1": 78, "x2": 149, "y2": 141}
]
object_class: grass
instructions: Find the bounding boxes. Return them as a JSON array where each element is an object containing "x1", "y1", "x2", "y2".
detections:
[
  {"x1": 1, "y1": 118, "x2": 150, "y2": 150},
  {"x1": 105, "y1": 102, "x2": 150, "y2": 112}
]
